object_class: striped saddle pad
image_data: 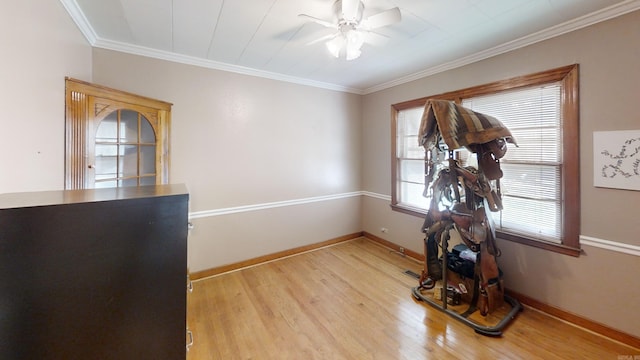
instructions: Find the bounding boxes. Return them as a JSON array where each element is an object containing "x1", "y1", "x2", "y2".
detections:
[{"x1": 418, "y1": 99, "x2": 516, "y2": 151}]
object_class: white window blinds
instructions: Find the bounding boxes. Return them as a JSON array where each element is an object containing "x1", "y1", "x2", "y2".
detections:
[
  {"x1": 396, "y1": 107, "x2": 429, "y2": 210},
  {"x1": 463, "y1": 84, "x2": 563, "y2": 242}
]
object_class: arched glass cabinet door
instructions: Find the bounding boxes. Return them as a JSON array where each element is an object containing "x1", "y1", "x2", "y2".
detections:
[
  {"x1": 93, "y1": 109, "x2": 157, "y2": 188},
  {"x1": 65, "y1": 78, "x2": 171, "y2": 189}
]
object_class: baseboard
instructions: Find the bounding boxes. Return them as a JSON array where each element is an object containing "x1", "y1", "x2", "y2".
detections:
[
  {"x1": 506, "y1": 290, "x2": 640, "y2": 350},
  {"x1": 362, "y1": 231, "x2": 426, "y2": 262},
  {"x1": 189, "y1": 232, "x2": 363, "y2": 280},
  {"x1": 361, "y1": 232, "x2": 640, "y2": 350}
]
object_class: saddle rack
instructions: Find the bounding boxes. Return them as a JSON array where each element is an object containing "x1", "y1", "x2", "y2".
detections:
[{"x1": 410, "y1": 100, "x2": 522, "y2": 336}]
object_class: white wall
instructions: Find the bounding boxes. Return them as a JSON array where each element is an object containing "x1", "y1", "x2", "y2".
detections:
[
  {"x1": 3, "y1": 0, "x2": 638, "y2": 340},
  {"x1": 90, "y1": 49, "x2": 363, "y2": 272},
  {"x1": 361, "y1": 10, "x2": 640, "y2": 337},
  {"x1": 0, "y1": 0, "x2": 92, "y2": 193},
  {"x1": 0, "y1": 0, "x2": 362, "y2": 276}
]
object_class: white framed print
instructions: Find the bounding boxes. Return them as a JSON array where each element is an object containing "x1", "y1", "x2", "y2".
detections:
[{"x1": 593, "y1": 130, "x2": 640, "y2": 191}]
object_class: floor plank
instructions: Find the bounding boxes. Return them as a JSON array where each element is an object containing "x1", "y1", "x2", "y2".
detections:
[{"x1": 187, "y1": 238, "x2": 639, "y2": 359}]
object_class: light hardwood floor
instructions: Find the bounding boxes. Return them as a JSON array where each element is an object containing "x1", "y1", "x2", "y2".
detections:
[{"x1": 187, "y1": 238, "x2": 638, "y2": 359}]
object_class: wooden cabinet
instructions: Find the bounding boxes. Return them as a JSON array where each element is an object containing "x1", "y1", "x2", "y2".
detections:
[
  {"x1": 0, "y1": 185, "x2": 189, "y2": 359},
  {"x1": 65, "y1": 78, "x2": 172, "y2": 189}
]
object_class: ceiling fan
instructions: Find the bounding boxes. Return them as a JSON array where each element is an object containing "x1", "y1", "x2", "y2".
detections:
[{"x1": 299, "y1": 0, "x2": 401, "y2": 60}]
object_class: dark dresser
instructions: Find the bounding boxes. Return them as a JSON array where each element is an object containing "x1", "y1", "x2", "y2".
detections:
[{"x1": 0, "y1": 185, "x2": 189, "y2": 359}]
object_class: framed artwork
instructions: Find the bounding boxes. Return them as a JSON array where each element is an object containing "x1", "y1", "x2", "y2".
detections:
[{"x1": 593, "y1": 130, "x2": 640, "y2": 190}]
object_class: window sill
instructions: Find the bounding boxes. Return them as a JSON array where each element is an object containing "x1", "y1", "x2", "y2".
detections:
[
  {"x1": 496, "y1": 230, "x2": 581, "y2": 257},
  {"x1": 390, "y1": 203, "x2": 581, "y2": 257},
  {"x1": 390, "y1": 203, "x2": 427, "y2": 218}
]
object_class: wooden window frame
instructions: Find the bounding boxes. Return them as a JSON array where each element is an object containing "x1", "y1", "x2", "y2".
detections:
[
  {"x1": 391, "y1": 64, "x2": 580, "y2": 256},
  {"x1": 65, "y1": 78, "x2": 172, "y2": 189}
]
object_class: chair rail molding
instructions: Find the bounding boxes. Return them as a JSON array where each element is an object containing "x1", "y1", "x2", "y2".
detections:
[
  {"x1": 189, "y1": 191, "x2": 362, "y2": 219},
  {"x1": 580, "y1": 235, "x2": 640, "y2": 257}
]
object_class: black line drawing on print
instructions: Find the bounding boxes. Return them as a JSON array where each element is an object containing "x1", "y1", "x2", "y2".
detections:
[{"x1": 600, "y1": 137, "x2": 640, "y2": 179}]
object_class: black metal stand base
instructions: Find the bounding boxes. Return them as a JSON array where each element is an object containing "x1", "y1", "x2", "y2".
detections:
[{"x1": 411, "y1": 285, "x2": 522, "y2": 337}]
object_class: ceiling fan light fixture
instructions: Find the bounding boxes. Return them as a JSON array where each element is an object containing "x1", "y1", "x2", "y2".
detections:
[
  {"x1": 345, "y1": 30, "x2": 363, "y2": 60},
  {"x1": 345, "y1": 46, "x2": 361, "y2": 60},
  {"x1": 346, "y1": 29, "x2": 364, "y2": 49},
  {"x1": 302, "y1": 0, "x2": 401, "y2": 61},
  {"x1": 326, "y1": 36, "x2": 344, "y2": 58},
  {"x1": 326, "y1": 29, "x2": 363, "y2": 60}
]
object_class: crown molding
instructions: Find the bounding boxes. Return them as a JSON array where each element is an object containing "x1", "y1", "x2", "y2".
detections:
[
  {"x1": 363, "y1": 0, "x2": 640, "y2": 94},
  {"x1": 91, "y1": 38, "x2": 364, "y2": 94},
  {"x1": 59, "y1": 0, "x2": 97, "y2": 44},
  {"x1": 61, "y1": 0, "x2": 640, "y2": 95}
]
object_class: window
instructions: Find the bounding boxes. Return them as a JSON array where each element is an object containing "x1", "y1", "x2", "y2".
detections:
[
  {"x1": 391, "y1": 65, "x2": 580, "y2": 256},
  {"x1": 65, "y1": 78, "x2": 172, "y2": 189},
  {"x1": 395, "y1": 106, "x2": 430, "y2": 211}
]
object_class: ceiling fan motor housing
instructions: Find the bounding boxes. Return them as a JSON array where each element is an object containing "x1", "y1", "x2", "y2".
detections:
[{"x1": 333, "y1": 0, "x2": 364, "y2": 24}]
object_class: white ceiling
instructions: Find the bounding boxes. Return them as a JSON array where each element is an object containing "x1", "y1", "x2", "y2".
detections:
[{"x1": 61, "y1": 0, "x2": 640, "y2": 94}]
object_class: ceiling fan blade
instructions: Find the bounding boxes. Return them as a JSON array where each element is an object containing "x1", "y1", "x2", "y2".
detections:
[
  {"x1": 305, "y1": 32, "x2": 339, "y2": 46},
  {"x1": 298, "y1": 14, "x2": 337, "y2": 29},
  {"x1": 361, "y1": 7, "x2": 401, "y2": 30},
  {"x1": 341, "y1": 0, "x2": 360, "y2": 21}
]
